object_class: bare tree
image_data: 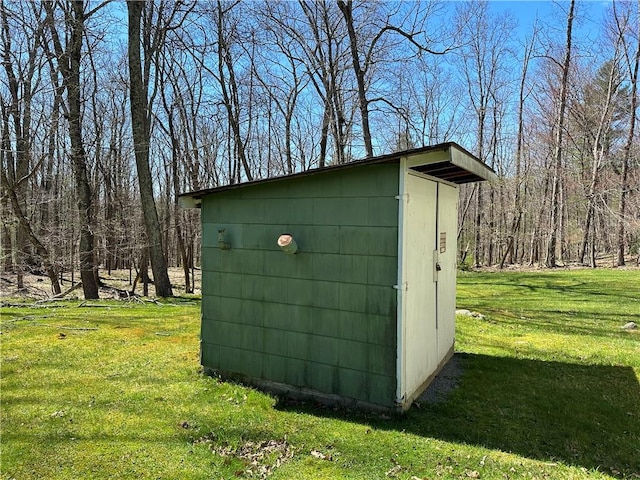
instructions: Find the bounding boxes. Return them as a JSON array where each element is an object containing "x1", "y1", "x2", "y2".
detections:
[
  {"x1": 3, "y1": 0, "x2": 638, "y2": 289},
  {"x1": 337, "y1": 0, "x2": 453, "y2": 158},
  {"x1": 1, "y1": 102, "x2": 62, "y2": 294},
  {"x1": 501, "y1": 26, "x2": 538, "y2": 268},
  {"x1": 214, "y1": 1, "x2": 253, "y2": 182},
  {"x1": 390, "y1": 55, "x2": 464, "y2": 147},
  {"x1": 157, "y1": 52, "x2": 200, "y2": 293},
  {"x1": 572, "y1": 58, "x2": 626, "y2": 266},
  {"x1": 127, "y1": 0, "x2": 184, "y2": 297},
  {"x1": 249, "y1": 10, "x2": 311, "y2": 174},
  {"x1": 455, "y1": 1, "x2": 515, "y2": 267},
  {"x1": 336, "y1": 0, "x2": 373, "y2": 157},
  {"x1": 545, "y1": 0, "x2": 575, "y2": 267},
  {"x1": 613, "y1": 0, "x2": 640, "y2": 266},
  {"x1": 0, "y1": 1, "x2": 62, "y2": 293},
  {"x1": 43, "y1": 0, "x2": 108, "y2": 298},
  {"x1": 267, "y1": 1, "x2": 352, "y2": 166}
]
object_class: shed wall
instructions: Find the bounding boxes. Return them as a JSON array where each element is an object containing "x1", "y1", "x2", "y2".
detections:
[{"x1": 200, "y1": 163, "x2": 400, "y2": 406}]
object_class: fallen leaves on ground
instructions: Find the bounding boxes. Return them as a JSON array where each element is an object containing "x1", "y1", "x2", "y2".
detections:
[
  {"x1": 219, "y1": 440, "x2": 294, "y2": 478},
  {"x1": 310, "y1": 449, "x2": 332, "y2": 461},
  {"x1": 197, "y1": 438, "x2": 293, "y2": 479}
]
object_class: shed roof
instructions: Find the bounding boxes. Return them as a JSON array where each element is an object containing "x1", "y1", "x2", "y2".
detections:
[{"x1": 179, "y1": 142, "x2": 496, "y2": 208}]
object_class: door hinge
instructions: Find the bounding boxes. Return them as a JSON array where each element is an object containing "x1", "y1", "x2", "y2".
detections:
[{"x1": 393, "y1": 283, "x2": 408, "y2": 291}]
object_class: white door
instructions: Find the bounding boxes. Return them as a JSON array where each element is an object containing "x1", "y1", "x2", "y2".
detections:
[
  {"x1": 436, "y1": 182, "x2": 458, "y2": 361},
  {"x1": 402, "y1": 172, "x2": 438, "y2": 398}
]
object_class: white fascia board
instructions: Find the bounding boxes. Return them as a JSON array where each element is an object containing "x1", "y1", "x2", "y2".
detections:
[
  {"x1": 449, "y1": 146, "x2": 498, "y2": 183},
  {"x1": 178, "y1": 195, "x2": 201, "y2": 209}
]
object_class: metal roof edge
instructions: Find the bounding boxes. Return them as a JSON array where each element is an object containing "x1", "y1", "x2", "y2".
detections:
[{"x1": 178, "y1": 142, "x2": 493, "y2": 205}]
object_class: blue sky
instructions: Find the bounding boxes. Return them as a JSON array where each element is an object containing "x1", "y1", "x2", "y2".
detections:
[{"x1": 489, "y1": 0, "x2": 611, "y2": 45}]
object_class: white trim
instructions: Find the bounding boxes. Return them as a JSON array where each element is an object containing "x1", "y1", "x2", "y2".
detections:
[
  {"x1": 406, "y1": 150, "x2": 450, "y2": 168},
  {"x1": 395, "y1": 157, "x2": 408, "y2": 406},
  {"x1": 178, "y1": 195, "x2": 201, "y2": 209}
]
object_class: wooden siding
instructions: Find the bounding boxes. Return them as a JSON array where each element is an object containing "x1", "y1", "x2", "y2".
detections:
[{"x1": 200, "y1": 163, "x2": 399, "y2": 406}]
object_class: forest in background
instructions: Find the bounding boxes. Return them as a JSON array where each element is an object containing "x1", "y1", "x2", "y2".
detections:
[{"x1": 1, "y1": 0, "x2": 639, "y2": 299}]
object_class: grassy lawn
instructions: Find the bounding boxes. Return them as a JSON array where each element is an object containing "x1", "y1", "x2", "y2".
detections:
[{"x1": 1, "y1": 269, "x2": 638, "y2": 479}]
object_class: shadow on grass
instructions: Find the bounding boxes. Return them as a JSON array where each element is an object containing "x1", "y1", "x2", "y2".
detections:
[
  {"x1": 408, "y1": 354, "x2": 640, "y2": 478},
  {"x1": 278, "y1": 353, "x2": 640, "y2": 478}
]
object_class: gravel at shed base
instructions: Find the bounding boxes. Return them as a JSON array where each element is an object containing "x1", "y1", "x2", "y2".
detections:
[{"x1": 418, "y1": 354, "x2": 464, "y2": 405}]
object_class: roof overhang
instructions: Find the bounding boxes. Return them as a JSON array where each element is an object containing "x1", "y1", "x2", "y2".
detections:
[
  {"x1": 179, "y1": 142, "x2": 496, "y2": 209},
  {"x1": 405, "y1": 143, "x2": 498, "y2": 184}
]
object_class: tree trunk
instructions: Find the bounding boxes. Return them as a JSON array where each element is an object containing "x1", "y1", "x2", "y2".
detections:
[
  {"x1": 319, "y1": 96, "x2": 330, "y2": 168},
  {"x1": 0, "y1": 111, "x2": 14, "y2": 273},
  {"x1": 1, "y1": 199, "x2": 12, "y2": 273},
  {"x1": 474, "y1": 185, "x2": 482, "y2": 268},
  {"x1": 589, "y1": 219, "x2": 597, "y2": 268},
  {"x1": 43, "y1": 0, "x2": 100, "y2": 298},
  {"x1": 142, "y1": 249, "x2": 150, "y2": 297},
  {"x1": 127, "y1": 0, "x2": 173, "y2": 297},
  {"x1": 545, "y1": 0, "x2": 575, "y2": 268},
  {"x1": 67, "y1": 0, "x2": 99, "y2": 299}
]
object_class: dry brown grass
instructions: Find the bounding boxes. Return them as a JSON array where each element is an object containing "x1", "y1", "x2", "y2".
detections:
[{"x1": 0, "y1": 267, "x2": 202, "y2": 299}]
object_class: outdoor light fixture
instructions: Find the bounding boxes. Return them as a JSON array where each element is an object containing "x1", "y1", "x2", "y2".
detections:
[
  {"x1": 277, "y1": 234, "x2": 298, "y2": 254},
  {"x1": 217, "y1": 229, "x2": 231, "y2": 250}
]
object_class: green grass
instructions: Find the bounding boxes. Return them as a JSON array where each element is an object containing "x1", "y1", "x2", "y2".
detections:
[{"x1": 1, "y1": 269, "x2": 639, "y2": 479}]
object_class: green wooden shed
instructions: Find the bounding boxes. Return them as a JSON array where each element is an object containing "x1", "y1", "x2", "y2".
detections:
[{"x1": 180, "y1": 142, "x2": 495, "y2": 412}]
